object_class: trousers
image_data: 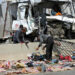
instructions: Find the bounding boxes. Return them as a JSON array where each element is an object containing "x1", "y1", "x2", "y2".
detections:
[{"x1": 46, "y1": 37, "x2": 54, "y2": 60}]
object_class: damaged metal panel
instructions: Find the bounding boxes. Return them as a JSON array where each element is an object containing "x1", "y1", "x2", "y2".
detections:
[
  {"x1": 0, "y1": 2, "x2": 12, "y2": 38},
  {"x1": 0, "y1": 4, "x2": 4, "y2": 38},
  {"x1": 9, "y1": 3, "x2": 17, "y2": 20},
  {"x1": 12, "y1": 2, "x2": 38, "y2": 35},
  {"x1": 2, "y1": 0, "x2": 42, "y2": 6}
]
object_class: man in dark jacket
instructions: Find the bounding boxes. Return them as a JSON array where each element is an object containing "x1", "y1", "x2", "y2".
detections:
[
  {"x1": 36, "y1": 33, "x2": 61, "y2": 61},
  {"x1": 36, "y1": 33, "x2": 54, "y2": 60},
  {"x1": 13, "y1": 25, "x2": 27, "y2": 43}
]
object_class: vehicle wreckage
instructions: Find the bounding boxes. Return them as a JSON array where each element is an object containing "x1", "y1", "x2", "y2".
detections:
[{"x1": 0, "y1": 0, "x2": 75, "y2": 40}]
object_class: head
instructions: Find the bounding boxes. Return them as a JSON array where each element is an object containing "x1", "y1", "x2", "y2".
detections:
[{"x1": 19, "y1": 25, "x2": 23, "y2": 30}]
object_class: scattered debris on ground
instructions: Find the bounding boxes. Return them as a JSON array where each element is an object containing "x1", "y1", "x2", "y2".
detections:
[{"x1": 0, "y1": 52, "x2": 75, "y2": 75}]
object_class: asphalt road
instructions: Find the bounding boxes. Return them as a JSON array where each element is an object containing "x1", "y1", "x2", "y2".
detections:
[
  {"x1": 40, "y1": 70, "x2": 75, "y2": 75},
  {"x1": 18, "y1": 70, "x2": 75, "y2": 75},
  {"x1": 0, "y1": 70, "x2": 75, "y2": 75}
]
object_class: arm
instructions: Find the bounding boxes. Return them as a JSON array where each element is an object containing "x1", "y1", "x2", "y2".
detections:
[
  {"x1": 36, "y1": 41, "x2": 43, "y2": 50},
  {"x1": 36, "y1": 35, "x2": 43, "y2": 50},
  {"x1": 42, "y1": 45, "x2": 46, "y2": 50}
]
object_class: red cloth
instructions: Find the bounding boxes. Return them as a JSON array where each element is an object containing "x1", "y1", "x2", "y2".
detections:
[
  {"x1": 59, "y1": 55, "x2": 64, "y2": 60},
  {"x1": 59, "y1": 55, "x2": 72, "y2": 61},
  {"x1": 64, "y1": 56, "x2": 72, "y2": 61}
]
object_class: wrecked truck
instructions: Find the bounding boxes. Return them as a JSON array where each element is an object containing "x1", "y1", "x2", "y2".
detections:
[
  {"x1": 33, "y1": 0, "x2": 75, "y2": 39},
  {"x1": 0, "y1": 0, "x2": 39, "y2": 43},
  {"x1": 0, "y1": 0, "x2": 75, "y2": 43}
]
